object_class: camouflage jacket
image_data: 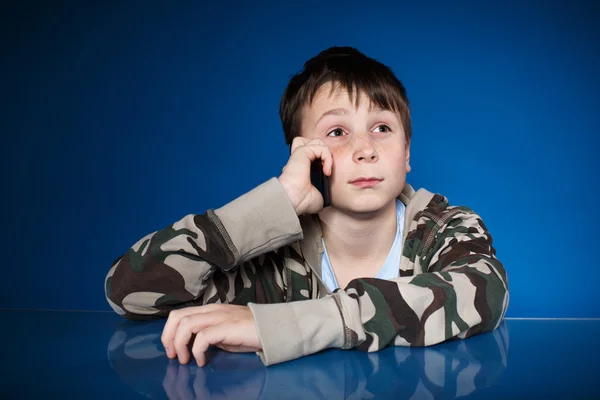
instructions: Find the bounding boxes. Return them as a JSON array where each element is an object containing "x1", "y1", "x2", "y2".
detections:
[{"x1": 105, "y1": 178, "x2": 509, "y2": 366}]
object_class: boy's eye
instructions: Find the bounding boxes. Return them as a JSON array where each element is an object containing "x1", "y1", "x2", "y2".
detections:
[
  {"x1": 327, "y1": 128, "x2": 345, "y2": 137},
  {"x1": 374, "y1": 124, "x2": 391, "y2": 133}
]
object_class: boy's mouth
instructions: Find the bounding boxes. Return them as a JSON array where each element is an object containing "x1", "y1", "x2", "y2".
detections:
[{"x1": 349, "y1": 177, "x2": 383, "y2": 188}]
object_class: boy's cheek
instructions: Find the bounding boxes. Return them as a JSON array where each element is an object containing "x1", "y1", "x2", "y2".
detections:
[{"x1": 329, "y1": 145, "x2": 350, "y2": 165}]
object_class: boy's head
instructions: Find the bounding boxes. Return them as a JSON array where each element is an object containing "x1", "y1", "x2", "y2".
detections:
[
  {"x1": 279, "y1": 46, "x2": 411, "y2": 147},
  {"x1": 279, "y1": 47, "x2": 412, "y2": 213}
]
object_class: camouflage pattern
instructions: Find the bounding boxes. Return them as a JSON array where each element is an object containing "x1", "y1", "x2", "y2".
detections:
[{"x1": 105, "y1": 185, "x2": 509, "y2": 358}]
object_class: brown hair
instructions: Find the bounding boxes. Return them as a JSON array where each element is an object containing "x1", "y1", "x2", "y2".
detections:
[{"x1": 279, "y1": 46, "x2": 411, "y2": 147}]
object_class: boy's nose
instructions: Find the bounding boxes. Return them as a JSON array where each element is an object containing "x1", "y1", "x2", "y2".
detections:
[{"x1": 351, "y1": 133, "x2": 379, "y2": 163}]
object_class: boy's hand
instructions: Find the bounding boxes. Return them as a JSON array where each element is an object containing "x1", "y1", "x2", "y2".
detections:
[
  {"x1": 278, "y1": 137, "x2": 333, "y2": 215},
  {"x1": 161, "y1": 304, "x2": 261, "y2": 367}
]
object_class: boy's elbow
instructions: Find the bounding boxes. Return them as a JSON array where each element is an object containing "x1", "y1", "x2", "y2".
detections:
[
  {"x1": 104, "y1": 266, "x2": 144, "y2": 320},
  {"x1": 104, "y1": 257, "x2": 172, "y2": 321},
  {"x1": 495, "y1": 274, "x2": 510, "y2": 327},
  {"x1": 105, "y1": 290, "x2": 128, "y2": 318},
  {"x1": 105, "y1": 261, "x2": 127, "y2": 315},
  {"x1": 106, "y1": 288, "x2": 164, "y2": 321},
  {"x1": 457, "y1": 258, "x2": 509, "y2": 339},
  {"x1": 106, "y1": 278, "x2": 164, "y2": 320},
  {"x1": 481, "y1": 265, "x2": 510, "y2": 334},
  {"x1": 105, "y1": 275, "x2": 130, "y2": 318}
]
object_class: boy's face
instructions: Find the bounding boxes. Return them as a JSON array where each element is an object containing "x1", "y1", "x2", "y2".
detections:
[{"x1": 300, "y1": 82, "x2": 411, "y2": 214}]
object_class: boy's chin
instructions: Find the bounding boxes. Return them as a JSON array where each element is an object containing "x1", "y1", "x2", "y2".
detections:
[{"x1": 330, "y1": 195, "x2": 396, "y2": 215}]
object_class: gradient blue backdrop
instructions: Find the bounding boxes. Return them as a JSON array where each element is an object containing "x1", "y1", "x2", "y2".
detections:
[{"x1": 2, "y1": 0, "x2": 599, "y2": 317}]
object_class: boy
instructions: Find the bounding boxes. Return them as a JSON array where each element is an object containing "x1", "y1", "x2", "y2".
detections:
[{"x1": 105, "y1": 46, "x2": 509, "y2": 367}]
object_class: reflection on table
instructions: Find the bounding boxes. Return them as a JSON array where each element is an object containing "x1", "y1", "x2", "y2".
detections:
[{"x1": 107, "y1": 319, "x2": 509, "y2": 399}]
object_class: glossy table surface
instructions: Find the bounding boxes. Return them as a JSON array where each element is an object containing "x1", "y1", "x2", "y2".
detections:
[{"x1": 1, "y1": 310, "x2": 599, "y2": 399}]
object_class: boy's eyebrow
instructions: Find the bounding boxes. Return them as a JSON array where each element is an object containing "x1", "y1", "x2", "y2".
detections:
[
  {"x1": 314, "y1": 106, "x2": 388, "y2": 127},
  {"x1": 314, "y1": 108, "x2": 350, "y2": 127}
]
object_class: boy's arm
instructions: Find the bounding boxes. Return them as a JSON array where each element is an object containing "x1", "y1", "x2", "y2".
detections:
[
  {"x1": 105, "y1": 178, "x2": 303, "y2": 320},
  {"x1": 106, "y1": 137, "x2": 331, "y2": 322},
  {"x1": 249, "y1": 207, "x2": 509, "y2": 366}
]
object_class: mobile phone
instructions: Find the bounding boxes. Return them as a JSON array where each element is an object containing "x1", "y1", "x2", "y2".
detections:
[{"x1": 310, "y1": 159, "x2": 331, "y2": 208}]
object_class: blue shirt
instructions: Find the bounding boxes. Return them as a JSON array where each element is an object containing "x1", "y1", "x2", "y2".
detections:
[{"x1": 321, "y1": 199, "x2": 406, "y2": 292}]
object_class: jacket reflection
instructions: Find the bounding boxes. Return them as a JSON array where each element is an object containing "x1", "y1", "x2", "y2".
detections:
[{"x1": 107, "y1": 320, "x2": 509, "y2": 399}]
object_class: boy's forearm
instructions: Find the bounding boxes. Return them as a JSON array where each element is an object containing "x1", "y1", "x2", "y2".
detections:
[
  {"x1": 341, "y1": 257, "x2": 508, "y2": 351},
  {"x1": 105, "y1": 177, "x2": 304, "y2": 318},
  {"x1": 248, "y1": 296, "x2": 347, "y2": 366},
  {"x1": 248, "y1": 255, "x2": 507, "y2": 366},
  {"x1": 213, "y1": 177, "x2": 303, "y2": 268}
]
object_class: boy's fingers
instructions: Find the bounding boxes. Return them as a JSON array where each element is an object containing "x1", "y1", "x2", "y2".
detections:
[
  {"x1": 321, "y1": 146, "x2": 333, "y2": 176},
  {"x1": 192, "y1": 324, "x2": 230, "y2": 367},
  {"x1": 162, "y1": 308, "x2": 196, "y2": 358},
  {"x1": 309, "y1": 143, "x2": 332, "y2": 176},
  {"x1": 290, "y1": 136, "x2": 310, "y2": 153},
  {"x1": 291, "y1": 137, "x2": 328, "y2": 159},
  {"x1": 304, "y1": 143, "x2": 330, "y2": 165},
  {"x1": 162, "y1": 306, "x2": 219, "y2": 358},
  {"x1": 172, "y1": 312, "x2": 229, "y2": 364}
]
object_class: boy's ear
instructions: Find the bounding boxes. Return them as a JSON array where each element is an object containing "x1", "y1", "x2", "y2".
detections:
[{"x1": 405, "y1": 140, "x2": 411, "y2": 173}]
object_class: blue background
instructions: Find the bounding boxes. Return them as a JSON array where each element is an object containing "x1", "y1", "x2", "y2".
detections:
[{"x1": 2, "y1": 0, "x2": 598, "y2": 317}]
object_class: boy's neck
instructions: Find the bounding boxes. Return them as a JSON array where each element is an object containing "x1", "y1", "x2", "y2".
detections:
[{"x1": 318, "y1": 200, "x2": 398, "y2": 268}]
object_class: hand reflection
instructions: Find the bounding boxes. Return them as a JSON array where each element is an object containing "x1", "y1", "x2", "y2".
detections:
[
  {"x1": 162, "y1": 352, "x2": 265, "y2": 400},
  {"x1": 108, "y1": 320, "x2": 509, "y2": 399}
]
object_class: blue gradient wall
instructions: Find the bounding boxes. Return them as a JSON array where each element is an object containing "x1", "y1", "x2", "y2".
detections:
[{"x1": 2, "y1": 0, "x2": 598, "y2": 317}]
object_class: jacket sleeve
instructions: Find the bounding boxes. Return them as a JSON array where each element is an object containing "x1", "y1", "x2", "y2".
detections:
[
  {"x1": 104, "y1": 178, "x2": 303, "y2": 320},
  {"x1": 248, "y1": 206, "x2": 509, "y2": 365}
]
